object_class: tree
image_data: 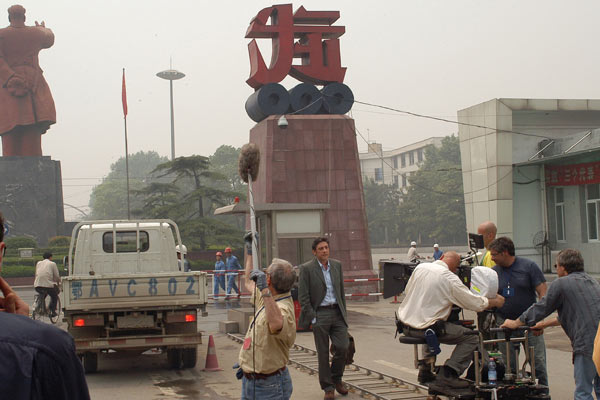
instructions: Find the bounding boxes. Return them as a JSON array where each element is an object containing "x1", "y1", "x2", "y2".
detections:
[
  {"x1": 363, "y1": 179, "x2": 402, "y2": 246},
  {"x1": 398, "y1": 135, "x2": 466, "y2": 245},
  {"x1": 89, "y1": 151, "x2": 169, "y2": 219},
  {"x1": 208, "y1": 145, "x2": 244, "y2": 193}
]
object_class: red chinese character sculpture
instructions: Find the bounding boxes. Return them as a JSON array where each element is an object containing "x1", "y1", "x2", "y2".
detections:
[
  {"x1": 0, "y1": 5, "x2": 56, "y2": 156},
  {"x1": 245, "y1": 4, "x2": 347, "y2": 89}
]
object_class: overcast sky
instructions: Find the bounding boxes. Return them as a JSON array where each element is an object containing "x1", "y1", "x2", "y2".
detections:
[{"x1": 6, "y1": 0, "x2": 600, "y2": 219}]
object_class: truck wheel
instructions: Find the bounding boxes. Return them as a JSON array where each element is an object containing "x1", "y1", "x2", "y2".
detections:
[
  {"x1": 83, "y1": 352, "x2": 98, "y2": 374},
  {"x1": 167, "y1": 348, "x2": 182, "y2": 369},
  {"x1": 182, "y1": 347, "x2": 197, "y2": 369}
]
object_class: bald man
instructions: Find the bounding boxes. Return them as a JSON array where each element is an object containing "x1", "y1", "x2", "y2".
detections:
[
  {"x1": 397, "y1": 251, "x2": 505, "y2": 388},
  {"x1": 477, "y1": 221, "x2": 497, "y2": 267}
]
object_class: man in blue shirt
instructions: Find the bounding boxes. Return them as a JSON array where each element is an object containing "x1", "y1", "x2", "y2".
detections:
[
  {"x1": 224, "y1": 247, "x2": 241, "y2": 299},
  {"x1": 213, "y1": 251, "x2": 226, "y2": 299},
  {"x1": 0, "y1": 211, "x2": 90, "y2": 399},
  {"x1": 490, "y1": 237, "x2": 548, "y2": 389},
  {"x1": 433, "y1": 244, "x2": 443, "y2": 260}
]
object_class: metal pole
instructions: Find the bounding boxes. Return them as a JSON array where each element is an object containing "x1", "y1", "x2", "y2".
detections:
[
  {"x1": 248, "y1": 176, "x2": 259, "y2": 272},
  {"x1": 124, "y1": 115, "x2": 131, "y2": 220},
  {"x1": 169, "y1": 79, "x2": 175, "y2": 160}
]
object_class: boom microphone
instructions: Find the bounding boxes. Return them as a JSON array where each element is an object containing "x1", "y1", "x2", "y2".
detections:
[{"x1": 238, "y1": 143, "x2": 260, "y2": 183}]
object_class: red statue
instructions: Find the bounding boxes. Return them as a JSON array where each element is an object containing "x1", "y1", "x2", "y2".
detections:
[
  {"x1": 245, "y1": 4, "x2": 347, "y2": 89},
  {"x1": 0, "y1": 5, "x2": 56, "y2": 157}
]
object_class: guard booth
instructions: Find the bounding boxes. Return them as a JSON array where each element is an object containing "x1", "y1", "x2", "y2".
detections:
[
  {"x1": 214, "y1": 202, "x2": 329, "y2": 330},
  {"x1": 214, "y1": 202, "x2": 329, "y2": 268}
]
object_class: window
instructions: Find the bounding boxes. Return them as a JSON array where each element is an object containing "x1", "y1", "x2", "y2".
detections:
[
  {"x1": 401, "y1": 174, "x2": 407, "y2": 187},
  {"x1": 586, "y1": 184, "x2": 600, "y2": 240},
  {"x1": 103, "y1": 231, "x2": 150, "y2": 253},
  {"x1": 374, "y1": 168, "x2": 383, "y2": 182},
  {"x1": 400, "y1": 153, "x2": 406, "y2": 167},
  {"x1": 417, "y1": 149, "x2": 423, "y2": 162},
  {"x1": 409, "y1": 152, "x2": 415, "y2": 165},
  {"x1": 393, "y1": 175, "x2": 399, "y2": 187},
  {"x1": 393, "y1": 157, "x2": 398, "y2": 169},
  {"x1": 555, "y1": 187, "x2": 565, "y2": 242}
]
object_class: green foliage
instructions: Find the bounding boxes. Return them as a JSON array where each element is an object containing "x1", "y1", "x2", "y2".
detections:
[
  {"x1": 5, "y1": 236, "x2": 37, "y2": 249},
  {"x1": 363, "y1": 135, "x2": 466, "y2": 246},
  {"x1": 398, "y1": 135, "x2": 466, "y2": 245},
  {"x1": 363, "y1": 179, "x2": 402, "y2": 245},
  {"x1": 48, "y1": 236, "x2": 70, "y2": 247},
  {"x1": 89, "y1": 151, "x2": 169, "y2": 219},
  {"x1": 1, "y1": 265, "x2": 36, "y2": 277}
]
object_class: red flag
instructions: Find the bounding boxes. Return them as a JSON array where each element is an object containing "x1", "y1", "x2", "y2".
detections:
[{"x1": 122, "y1": 68, "x2": 128, "y2": 117}]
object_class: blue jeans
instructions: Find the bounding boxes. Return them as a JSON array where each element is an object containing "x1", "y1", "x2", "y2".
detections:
[
  {"x1": 495, "y1": 315, "x2": 548, "y2": 387},
  {"x1": 241, "y1": 368, "x2": 292, "y2": 400},
  {"x1": 574, "y1": 354, "x2": 600, "y2": 400},
  {"x1": 227, "y1": 273, "x2": 239, "y2": 295}
]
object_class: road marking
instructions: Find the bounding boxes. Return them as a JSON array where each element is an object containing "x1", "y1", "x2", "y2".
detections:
[{"x1": 374, "y1": 359, "x2": 418, "y2": 376}]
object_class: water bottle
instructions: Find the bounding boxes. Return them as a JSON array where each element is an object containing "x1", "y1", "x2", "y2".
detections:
[
  {"x1": 488, "y1": 357, "x2": 497, "y2": 386},
  {"x1": 424, "y1": 328, "x2": 441, "y2": 355}
]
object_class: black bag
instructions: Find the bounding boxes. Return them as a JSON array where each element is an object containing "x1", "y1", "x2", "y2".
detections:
[{"x1": 330, "y1": 332, "x2": 355, "y2": 365}]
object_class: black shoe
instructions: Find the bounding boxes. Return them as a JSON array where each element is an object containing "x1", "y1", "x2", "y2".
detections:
[
  {"x1": 434, "y1": 366, "x2": 470, "y2": 389},
  {"x1": 418, "y1": 368, "x2": 436, "y2": 384},
  {"x1": 50, "y1": 312, "x2": 58, "y2": 318}
]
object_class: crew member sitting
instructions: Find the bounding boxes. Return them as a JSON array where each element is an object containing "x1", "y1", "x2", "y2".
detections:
[{"x1": 397, "y1": 251, "x2": 505, "y2": 388}]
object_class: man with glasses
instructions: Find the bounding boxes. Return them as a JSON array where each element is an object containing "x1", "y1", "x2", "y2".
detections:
[
  {"x1": 489, "y1": 237, "x2": 549, "y2": 389},
  {"x1": 502, "y1": 249, "x2": 600, "y2": 400},
  {"x1": 0, "y1": 212, "x2": 90, "y2": 399}
]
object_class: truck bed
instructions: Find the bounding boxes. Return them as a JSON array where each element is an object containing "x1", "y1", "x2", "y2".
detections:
[{"x1": 62, "y1": 271, "x2": 208, "y2": 312}]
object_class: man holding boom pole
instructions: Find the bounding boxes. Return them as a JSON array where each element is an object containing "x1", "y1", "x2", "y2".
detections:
[{"x1": 237, "y1": 235, "x2": 297, "y2": 400}]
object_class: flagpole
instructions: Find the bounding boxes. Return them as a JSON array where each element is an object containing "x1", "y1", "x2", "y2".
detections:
[{"x1": 122, "y1": 68, "x2": 131, "y2": 220}]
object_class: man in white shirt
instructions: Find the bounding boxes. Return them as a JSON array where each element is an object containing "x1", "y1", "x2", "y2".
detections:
[
  {"x1": 397, "y1": 251, "x2": 505, "y2": 388},
  {"x1": 407, "y1": 241, "x2": 423, "y2": 263},
  {"x1": 34, "y1": 252, "x2": 61, "y2": 317}
]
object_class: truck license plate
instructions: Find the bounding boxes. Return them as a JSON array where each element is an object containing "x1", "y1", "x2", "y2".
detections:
[{"x1": 117, "y1": 315, "x2": 154, "y2": 328}]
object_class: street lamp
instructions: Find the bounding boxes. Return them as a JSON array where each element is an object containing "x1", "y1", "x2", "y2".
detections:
[{"x1": 156, "y1": 69, "x2": 185, "y2": 160}]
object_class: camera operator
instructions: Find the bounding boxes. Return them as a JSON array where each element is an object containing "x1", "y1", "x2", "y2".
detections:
[{"x1": 397, "y1": 251, "x2": 505, "y2": 388}]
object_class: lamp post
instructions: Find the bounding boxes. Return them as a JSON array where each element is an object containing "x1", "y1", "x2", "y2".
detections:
[{"x1": 156, "y1": 69, "x2": 185, "y2": 160}]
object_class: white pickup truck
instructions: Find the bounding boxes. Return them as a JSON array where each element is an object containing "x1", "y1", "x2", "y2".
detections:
[{"x1": 61, "y1": 220, "x2": 208, "y2": 373}]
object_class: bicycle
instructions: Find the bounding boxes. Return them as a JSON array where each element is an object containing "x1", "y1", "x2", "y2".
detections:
[{"x1": 32, "y1": 287, "x2": 62, "y2": 324}]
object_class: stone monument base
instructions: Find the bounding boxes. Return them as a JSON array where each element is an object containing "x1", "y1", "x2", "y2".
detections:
[{"x1": 0, "y1": 156, "x2": 65, "y2": 245}]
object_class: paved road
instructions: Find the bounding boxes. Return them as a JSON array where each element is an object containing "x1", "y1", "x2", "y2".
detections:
[{"x1": 13, "y1": 287, "x2": 575, "y2": 399}]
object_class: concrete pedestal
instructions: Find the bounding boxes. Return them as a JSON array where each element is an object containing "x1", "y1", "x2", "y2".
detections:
[
  {"x1": 0, "y1": 156, "x2": 65, "y2": 245},
  {"x1": 249, "y1": 115, "x2": 378, "y2": 299}
]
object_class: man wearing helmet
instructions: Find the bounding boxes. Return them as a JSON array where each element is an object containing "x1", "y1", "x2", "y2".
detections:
[
  {"x1": 225, "y1": 247, "x2": 241, "y2": 299},
  {"x1": 213, "y1": 251, "x2": 226, "y2": 299}
]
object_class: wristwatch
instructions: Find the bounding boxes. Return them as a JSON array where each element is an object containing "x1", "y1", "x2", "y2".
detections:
[{"x1": 261, "y1": 288, "x2": 272, "y2": 297}]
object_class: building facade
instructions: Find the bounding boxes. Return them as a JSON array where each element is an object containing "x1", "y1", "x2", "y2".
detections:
[
  {"x1": 358, "y1": 137, "x2": 443, "y2": 189},
  {"x1": 458, "y1": 98, "x2": 600, "y2": 272}
]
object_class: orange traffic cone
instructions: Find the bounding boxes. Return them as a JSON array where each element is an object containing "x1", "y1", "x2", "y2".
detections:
[{"x1": 202, "y1": 334, "x2": 223, "y2": 371}]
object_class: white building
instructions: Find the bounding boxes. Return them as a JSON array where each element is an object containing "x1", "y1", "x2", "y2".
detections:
[
  {"x1": 358, "y1": 137, "x2": 443, "y2": 189},
  {"x1": 458, "y1": 98, "x2": 600, "y2": 272}
]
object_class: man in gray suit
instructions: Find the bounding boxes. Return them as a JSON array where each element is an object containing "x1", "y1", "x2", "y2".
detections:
[{"x1": 298, "y1": 237, "x2": 349, "y2": 400}]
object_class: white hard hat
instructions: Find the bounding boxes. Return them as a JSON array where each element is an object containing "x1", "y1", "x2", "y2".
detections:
[
  {"x1": 434, "y1": 244, "x2": 439, "y2": 248},
  {"x1": 175, "y1": 244, "x2": 188, "y2": 255},
  {"x1": 410, "y1": 241, "x2": 417, "y2": 246}
]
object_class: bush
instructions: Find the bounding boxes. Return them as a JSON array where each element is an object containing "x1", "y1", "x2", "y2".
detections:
[
  {"x1": 5, "y1": 236, "x2": 37, "y2": 249},
  {"x1": 48, "y1": 236, "x2": 71, "y2": 247},
  {"x1": 1, "y1": 265, "x2": 36, "y2": 277}
]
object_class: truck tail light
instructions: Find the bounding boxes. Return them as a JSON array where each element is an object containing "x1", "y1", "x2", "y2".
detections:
[
  {"x1": 165, "y1": 311, "x2": 197, "y2": 323},
  {"x1": 185, "y1": 314, "x2": 196, "y2": 322},
  {"x1": 72, "y1": 315, "x2": 104, "y2": 327}
]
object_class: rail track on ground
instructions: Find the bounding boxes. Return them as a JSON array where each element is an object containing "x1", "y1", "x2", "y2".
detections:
[{"x1": 227, "y1": 333, "x2": 431, "y2": 400}]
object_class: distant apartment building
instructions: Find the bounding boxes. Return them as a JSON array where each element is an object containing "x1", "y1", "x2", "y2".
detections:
[{"x1": 358, "y1": 137, "x2": 444, "y2": 188}]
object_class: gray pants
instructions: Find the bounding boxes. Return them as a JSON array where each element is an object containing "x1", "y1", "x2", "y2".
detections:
[
  {"x1": 405, "y1": 322, "x2": 479, "y2": 376},
  {"x1": 312, "y1": 307, "x2": 349, "y2": 392}
]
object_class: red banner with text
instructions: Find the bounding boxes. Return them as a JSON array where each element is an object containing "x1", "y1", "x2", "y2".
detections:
[{"x1": 545, "y1": 161, "x2": 600, "y2": 186}]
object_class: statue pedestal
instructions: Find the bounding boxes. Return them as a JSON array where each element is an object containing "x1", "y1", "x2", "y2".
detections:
[
  {"x1": 0, "y1": 156, "x2": 65, "y2": 245},
  {"x1": 250, "y1": 115, "x2": 378, "y2": 300}
]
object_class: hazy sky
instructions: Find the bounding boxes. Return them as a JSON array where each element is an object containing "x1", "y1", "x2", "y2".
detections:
[{"x1": 5, "y1": 1, "x2": 600, "y2": 219}]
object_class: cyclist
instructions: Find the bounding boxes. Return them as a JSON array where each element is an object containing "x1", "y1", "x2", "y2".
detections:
[{"x1": 34, "y1": 252, "x2": 61, "y2": 318}]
